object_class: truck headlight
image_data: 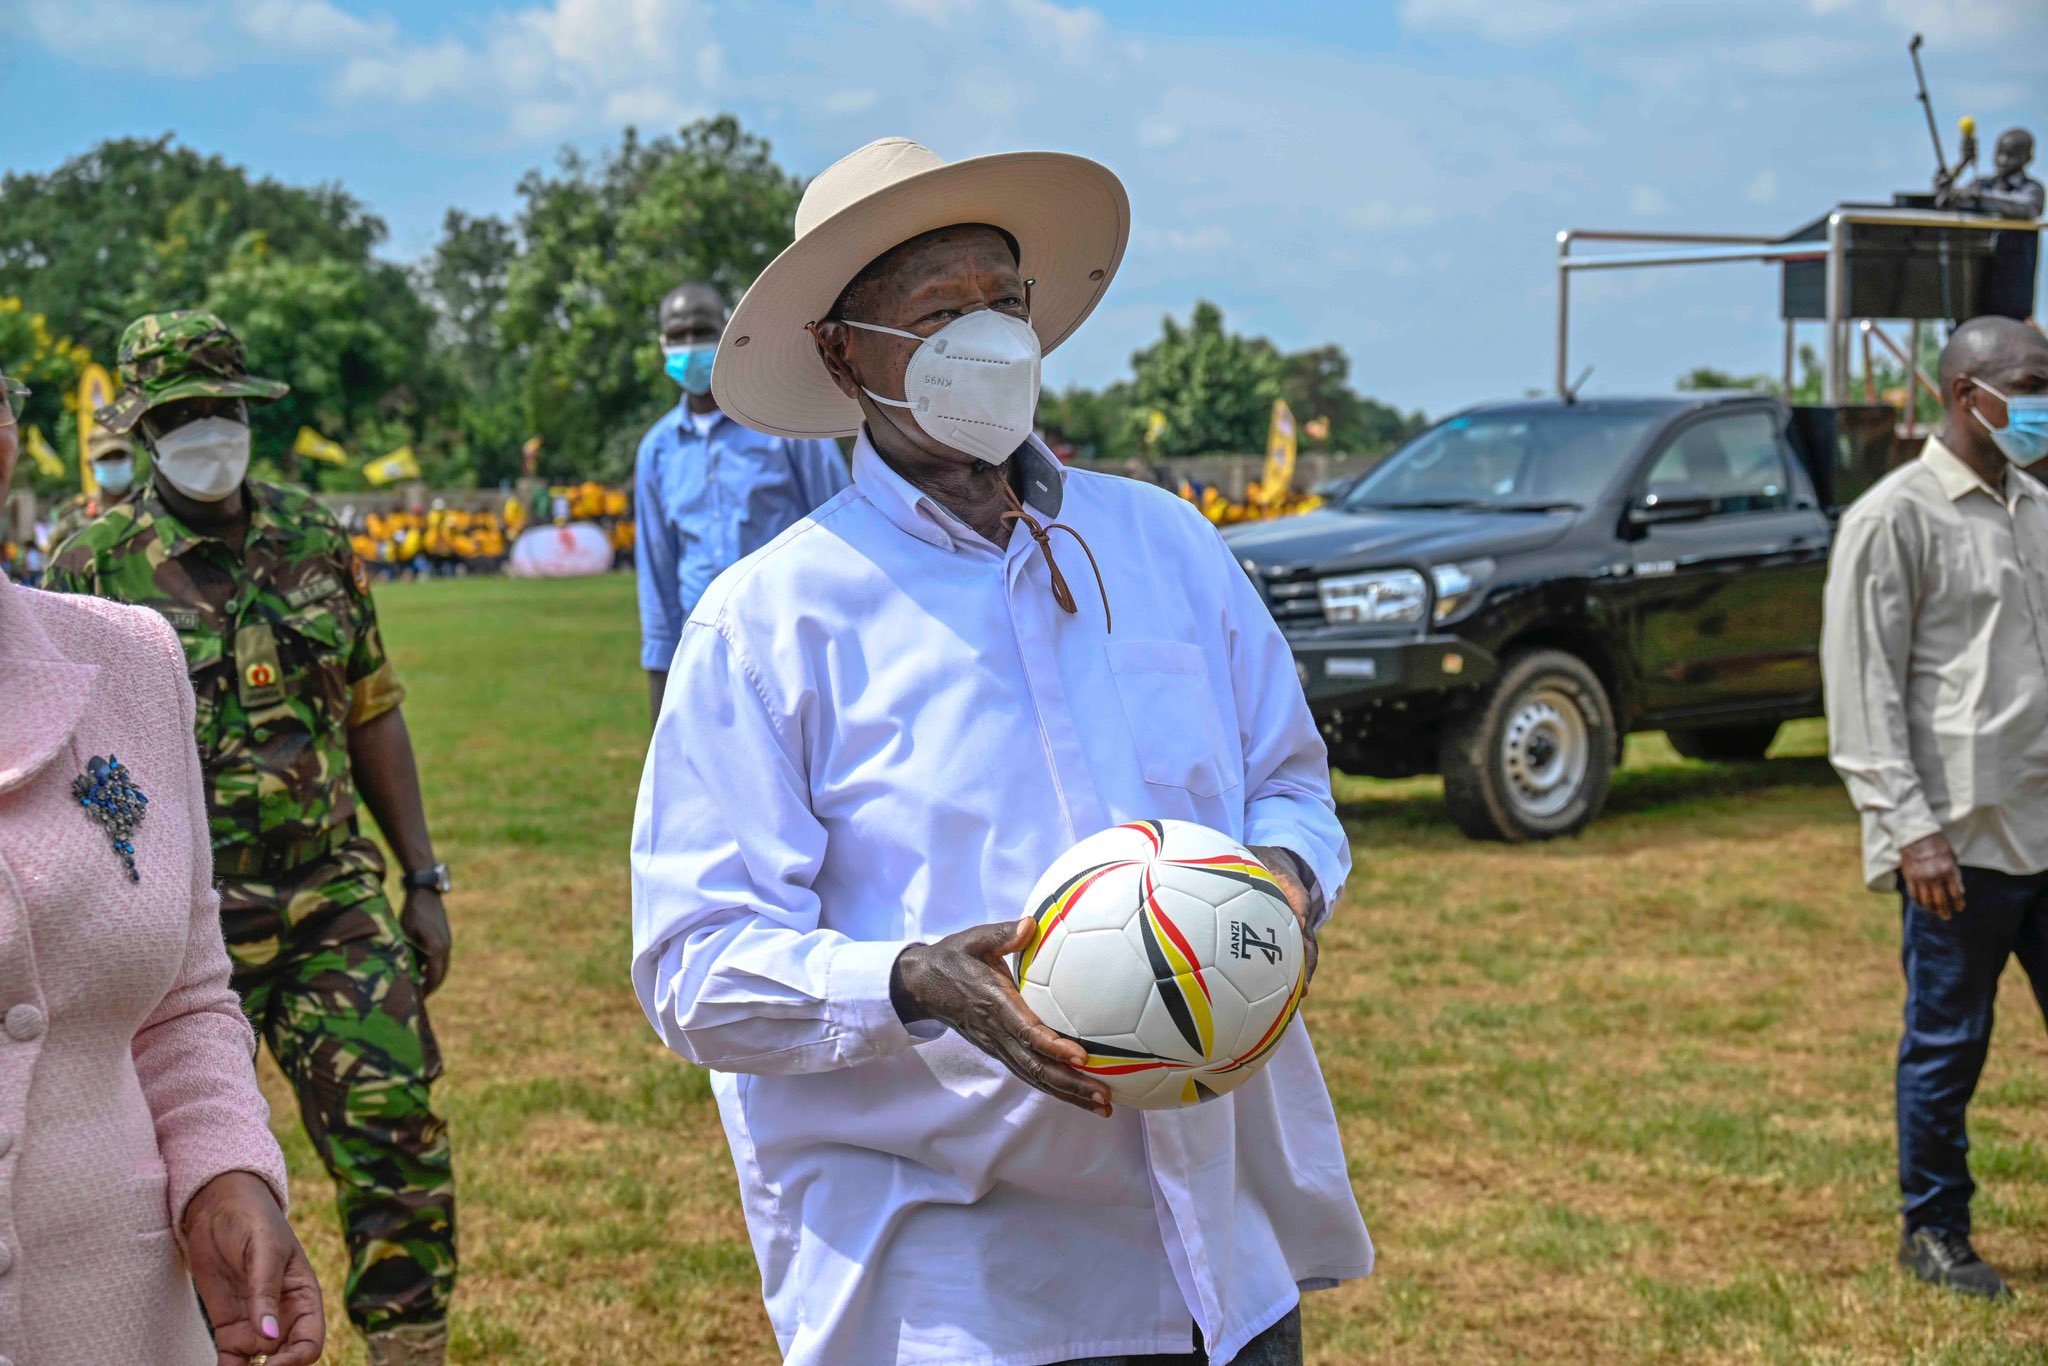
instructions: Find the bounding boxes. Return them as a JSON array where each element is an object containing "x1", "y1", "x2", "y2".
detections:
[
  {"x1": 1319, "y1": 568, "x2": 1428, "y2": 626},
  {"x1": 1430, "y1": 558, "x2": 1495, "y2": 624}
]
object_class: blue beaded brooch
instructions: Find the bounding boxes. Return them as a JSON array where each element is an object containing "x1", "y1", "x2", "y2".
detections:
[{"x1": 75, "y1": 755, "x2": 148, "y2": 883}]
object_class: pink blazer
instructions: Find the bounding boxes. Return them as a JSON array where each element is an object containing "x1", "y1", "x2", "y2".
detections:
[{"x1": 0, "y1": 580, "x2": 289, "y2": 1364}]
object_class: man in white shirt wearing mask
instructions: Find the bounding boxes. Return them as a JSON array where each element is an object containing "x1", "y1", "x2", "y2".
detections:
[
  {"x1": 634, "y1": 280, "x2": 851, "y2": 722},
  {"x1": 631, "y1": 138, "x2": 1372, "y2": 1366}
]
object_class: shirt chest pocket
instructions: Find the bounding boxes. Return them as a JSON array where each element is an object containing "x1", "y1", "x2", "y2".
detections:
[{"x1": 1105, "y1": 639, "x2": 1238, "y2": 799}]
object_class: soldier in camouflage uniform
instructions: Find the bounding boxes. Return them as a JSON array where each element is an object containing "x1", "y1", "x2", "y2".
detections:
[
  {"x1": 46, "y1": 429, "x2": 141, "y2": 557},
  {"x1": 45, "y1": 312, "x2": 457, "y2": 1366}
]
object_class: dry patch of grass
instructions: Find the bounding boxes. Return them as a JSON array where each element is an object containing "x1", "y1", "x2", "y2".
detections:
[{"x1": 266, "y1": 575, "x2": 2048, "y2": 1363}]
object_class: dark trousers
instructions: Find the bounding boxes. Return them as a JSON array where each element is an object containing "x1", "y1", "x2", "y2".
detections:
[
  {"x1": 1898, "y1": 865, "x2": 2048, "y2": 1236},
  {"x1": 1057, "y1": 1306, "x2": 1301, "y2": 1366}
]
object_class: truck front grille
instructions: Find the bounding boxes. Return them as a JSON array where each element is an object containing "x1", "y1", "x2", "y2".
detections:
[{"x1": 1258, "y1": 571, "x2": 1324, "y2": 629}]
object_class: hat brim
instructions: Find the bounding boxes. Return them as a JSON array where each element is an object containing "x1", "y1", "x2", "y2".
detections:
[
  {"x1": 713, "y1": 151, "x2": 1130, "y2": 440},
  {"x1": 96, "y1": 374, "x2": 290, "y2": 434}
]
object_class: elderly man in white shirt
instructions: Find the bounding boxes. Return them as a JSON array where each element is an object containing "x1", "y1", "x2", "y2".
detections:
[{"x1": 631, "y1": 137, "x2": 1372, "y2": 1366}]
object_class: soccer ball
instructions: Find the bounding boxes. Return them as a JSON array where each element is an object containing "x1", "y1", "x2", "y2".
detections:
[{"x1": 1015, "y1": 819, "x2": 1307, "y2": 1110}]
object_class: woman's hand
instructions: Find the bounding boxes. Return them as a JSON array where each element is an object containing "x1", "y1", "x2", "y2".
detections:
[{"x1": 182, "y1": 1170, "x2": 326, "y2": 1366}]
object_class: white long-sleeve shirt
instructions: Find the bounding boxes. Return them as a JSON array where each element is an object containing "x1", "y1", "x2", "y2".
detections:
[{"x1": 631, "y1": 431, "x2": 1372, "y2": 1366}]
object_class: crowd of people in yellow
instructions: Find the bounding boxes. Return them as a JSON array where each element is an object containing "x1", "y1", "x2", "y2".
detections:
[{"x1": 338, "y1": 482, "x2": 634, "y2": 579}]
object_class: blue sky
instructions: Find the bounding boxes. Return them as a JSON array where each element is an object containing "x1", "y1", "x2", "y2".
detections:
[{"x1": 14, "y1": 0, "x2": 2047, "y2": 418}]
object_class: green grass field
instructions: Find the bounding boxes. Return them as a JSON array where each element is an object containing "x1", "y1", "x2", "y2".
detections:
[{"x1": 268, "y1": 572, "x2": 2048, "y2": 1363}]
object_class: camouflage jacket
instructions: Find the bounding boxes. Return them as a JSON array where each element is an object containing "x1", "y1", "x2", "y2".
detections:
[
  {"x1": 47, "y1": 491, "x2": 132, "y2": 560},
  {"x1": 45, "y1": 480, "x2": 405, "y2": 863}
]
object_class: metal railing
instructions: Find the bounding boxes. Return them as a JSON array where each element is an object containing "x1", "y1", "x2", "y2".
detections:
[{"x1": 1555, "y1": 209, "x2": 2040, "y2": 405}]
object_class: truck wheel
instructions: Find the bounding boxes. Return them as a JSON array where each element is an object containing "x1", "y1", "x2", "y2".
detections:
[
  {"x1": 1665, "y1": 723, "x2": 1780, "y2": 763},
  {"x1": 1440, "y1": 650, "x2": 1616, "y2": 842}
]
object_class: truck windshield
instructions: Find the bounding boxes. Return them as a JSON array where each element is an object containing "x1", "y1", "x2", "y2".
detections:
[{"x1": 1344, "y1": 409, "x2": 1660, "y2": 512}]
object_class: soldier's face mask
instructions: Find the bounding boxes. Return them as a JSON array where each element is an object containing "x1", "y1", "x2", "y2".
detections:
[
  {"x1": 93, "y1": 457, "x2": 135, "y2": 496},
  {"x1": 151, "y1": 416, "x2": 251, "y2": 502}
]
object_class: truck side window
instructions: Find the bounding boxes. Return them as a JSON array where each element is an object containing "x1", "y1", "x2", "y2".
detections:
[{"x1": 1642, "y1": 412, "x2": 1793, "y2": 516}]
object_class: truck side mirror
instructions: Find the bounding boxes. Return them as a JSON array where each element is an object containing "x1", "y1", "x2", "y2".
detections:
[{"x1": 1629, "y1": 482, "x2": 1716, "y2": 527}]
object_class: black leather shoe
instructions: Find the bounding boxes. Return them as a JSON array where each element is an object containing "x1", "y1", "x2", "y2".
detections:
[{"x1": 1900, "y1": 1228, "x2": 2011, "y2": 1299}]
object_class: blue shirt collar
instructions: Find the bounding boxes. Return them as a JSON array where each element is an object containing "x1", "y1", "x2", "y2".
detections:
[
  {"x1": 851, "y1": 427, "x2": 1067, "y2": 553},
  {"x1": 671, "y1": 398, "x2": 725, "y2": 433}
]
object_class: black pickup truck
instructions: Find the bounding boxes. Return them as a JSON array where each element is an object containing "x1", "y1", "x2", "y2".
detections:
[{"x1": 1225, "y1": 393, "x2": 1888, "y2": 841}]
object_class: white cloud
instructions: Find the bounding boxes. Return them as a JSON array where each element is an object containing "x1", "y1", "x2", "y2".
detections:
[
  {"x1": 883, "y1": 0, "x2": 976, "y2": 19},
  {"x1": 1136, "y1": 116, "x2": 1182, "y2": 149},
  {"x1": 1628, "y1": 184, "x2": 1671, "y2": 217},
  {"x1": 1008, "y1": 0, "x2": 1105, "y2": 66},
  {"x1": 238, "y1": 0, "x2": 392, "y2": 53},
  {"x1": 1745, "y1": 169, "x2": 1778, "y2": 203},
  {"x1": 825, "y1": 89, "x2": 879, "y2": 115},
  {"x1": 321, "y1": 0, "x2": 719, "y2": 134},
  {"x1": 1397, "y1": 0, "x2": 1640, "y2": 44},
  {"x1": 1137, "y1": 225, "x2": 1234, "y2": 254},
  {"x1": 19, "y1": 0, "x2": 221, "y2": 70},
  {"x1": 1346, "y1": 201, "x2": 1438, "y2": 231}
]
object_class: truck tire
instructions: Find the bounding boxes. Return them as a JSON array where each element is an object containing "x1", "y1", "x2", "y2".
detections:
[
  {"x1": 1440, "y1": 649, "x2": 1616, "y2": 842},
  {"x1": 1665, "y1": 722, "x2": 1780, "y2": 763}
]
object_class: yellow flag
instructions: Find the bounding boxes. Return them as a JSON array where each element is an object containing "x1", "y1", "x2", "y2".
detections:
[
  {"x1": 24, "y1": 425, "x2": 66, "y2": 479},
  {"x1": 1144, "y1": 409, "x2": 1168, "y2": 448},
  {"x1": 77, "y1": 363, "x2": 116, "y2": 495},
  {"x1": 363, "y1": 445, "x2": 423, "y2": 487},
  {"x1": 1262, "y1": 399, "x2": 1298, "y2": 507},
  {"x1": 293, "y1": 426, "x2": 350, "y2": 466}
]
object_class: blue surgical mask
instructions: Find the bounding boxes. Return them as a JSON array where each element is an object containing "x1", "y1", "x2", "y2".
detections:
[
  {"x1": 663, "y1": 344, "x2": 716, "y2": 396},
  {"x1": 94, "y1": 457, "x2": 135, "y2": 496},
  {"x1": 1970, "y1": 378, "x2": 2048, "y2": 465}
]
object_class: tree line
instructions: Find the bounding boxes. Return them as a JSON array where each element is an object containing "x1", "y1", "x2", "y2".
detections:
[{"x1": 0, "y1": 119, "x2": 1424, "y2": 500}]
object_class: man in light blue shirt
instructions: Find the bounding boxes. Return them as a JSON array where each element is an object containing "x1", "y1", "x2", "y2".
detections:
[{"x1": 635, "y1": 281, "x2": 850, "y2": 718}]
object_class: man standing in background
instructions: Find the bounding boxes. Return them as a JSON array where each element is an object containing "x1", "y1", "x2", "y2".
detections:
[
  {"x1": 47, "y1": 431, "x2": 141, "y2": 555},
  {"x1": 635, "y1": 281, "x2": 850, "y2": 720},
  {"x1": 1823, "y1": 315, "x2": 2048, "y2": 1301}
]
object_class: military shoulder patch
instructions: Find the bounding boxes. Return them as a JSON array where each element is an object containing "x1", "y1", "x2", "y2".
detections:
[{"x1": 351, "y1": 554, "x2": 370, "y2": 597}]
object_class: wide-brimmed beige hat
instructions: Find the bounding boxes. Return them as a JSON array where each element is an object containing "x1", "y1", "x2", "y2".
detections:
[{"x1": 714, "y1": 137, "x2": 1129, "y2": 440}]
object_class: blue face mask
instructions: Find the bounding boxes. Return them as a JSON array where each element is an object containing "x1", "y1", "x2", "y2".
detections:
[
  {"x1": 1971, "y1": 378, "x2": 2048, "y2": 465},
  {"x1": 663, "y1": 344, "x2": 716, "y2": 396},
  {"x1": 94, "y1": 457, "x2": 135, "y2": 496}
]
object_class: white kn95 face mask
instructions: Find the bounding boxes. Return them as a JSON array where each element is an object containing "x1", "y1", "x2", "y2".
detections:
[{"x1": 844, "y1": 309, "x2": 1042, "y2": 465}]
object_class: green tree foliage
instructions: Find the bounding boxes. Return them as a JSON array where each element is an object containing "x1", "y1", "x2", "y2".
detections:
[
  {"x1": 1038, "y1": 381, "x2": 1138, "y2": 462},
  {"x1": 1039, "y1": 304, "x2": 1419, "y2": 459},
  {"x1": 1277, "y1": 343, "x2": 1426, "y2": 454},
  {"x1": 1676, "y1": 365, "x2": 1775, "y2": 392},
  {"x1": 496, "y1": 117, "x2": 803, "y2": 481},
  {"x1": 0, "y1": 136, "x2": 384, "y2": 363},
  {"x1": 1126, "y1": 301, "x2": 1283, "y2": 457},
  {"x1": 202, "y1": 234, "x2": 441, "y2": 487},
  {"x1": 3, "y1": 122, "x2": 1432, "y2": 496},
  {"x1": 0, "y1": 298, "x2": 92, "y2": 499}
]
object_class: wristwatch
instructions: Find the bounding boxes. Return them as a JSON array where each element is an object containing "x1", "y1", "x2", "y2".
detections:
[{"x1": 401, "y1": 863, "x2": 452, "y2": 894}]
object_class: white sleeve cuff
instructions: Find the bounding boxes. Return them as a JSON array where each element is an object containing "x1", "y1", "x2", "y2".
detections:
[
  {"x1": 1246, "y1": 819, "x2": 1343, "y2": 928},
  {"x1": 824, "y1": 938, "x2": 941, "y2": 1061}
]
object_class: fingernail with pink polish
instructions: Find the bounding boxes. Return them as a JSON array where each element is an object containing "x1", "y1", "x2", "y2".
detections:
[{"x1": 261, "y1": 1314, "x2": 279, "y2": 1339}]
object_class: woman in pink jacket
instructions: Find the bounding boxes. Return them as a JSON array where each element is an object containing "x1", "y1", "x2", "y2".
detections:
[{"x1": 0, "y1": 368, "x2": 324, "y2": 1364}]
